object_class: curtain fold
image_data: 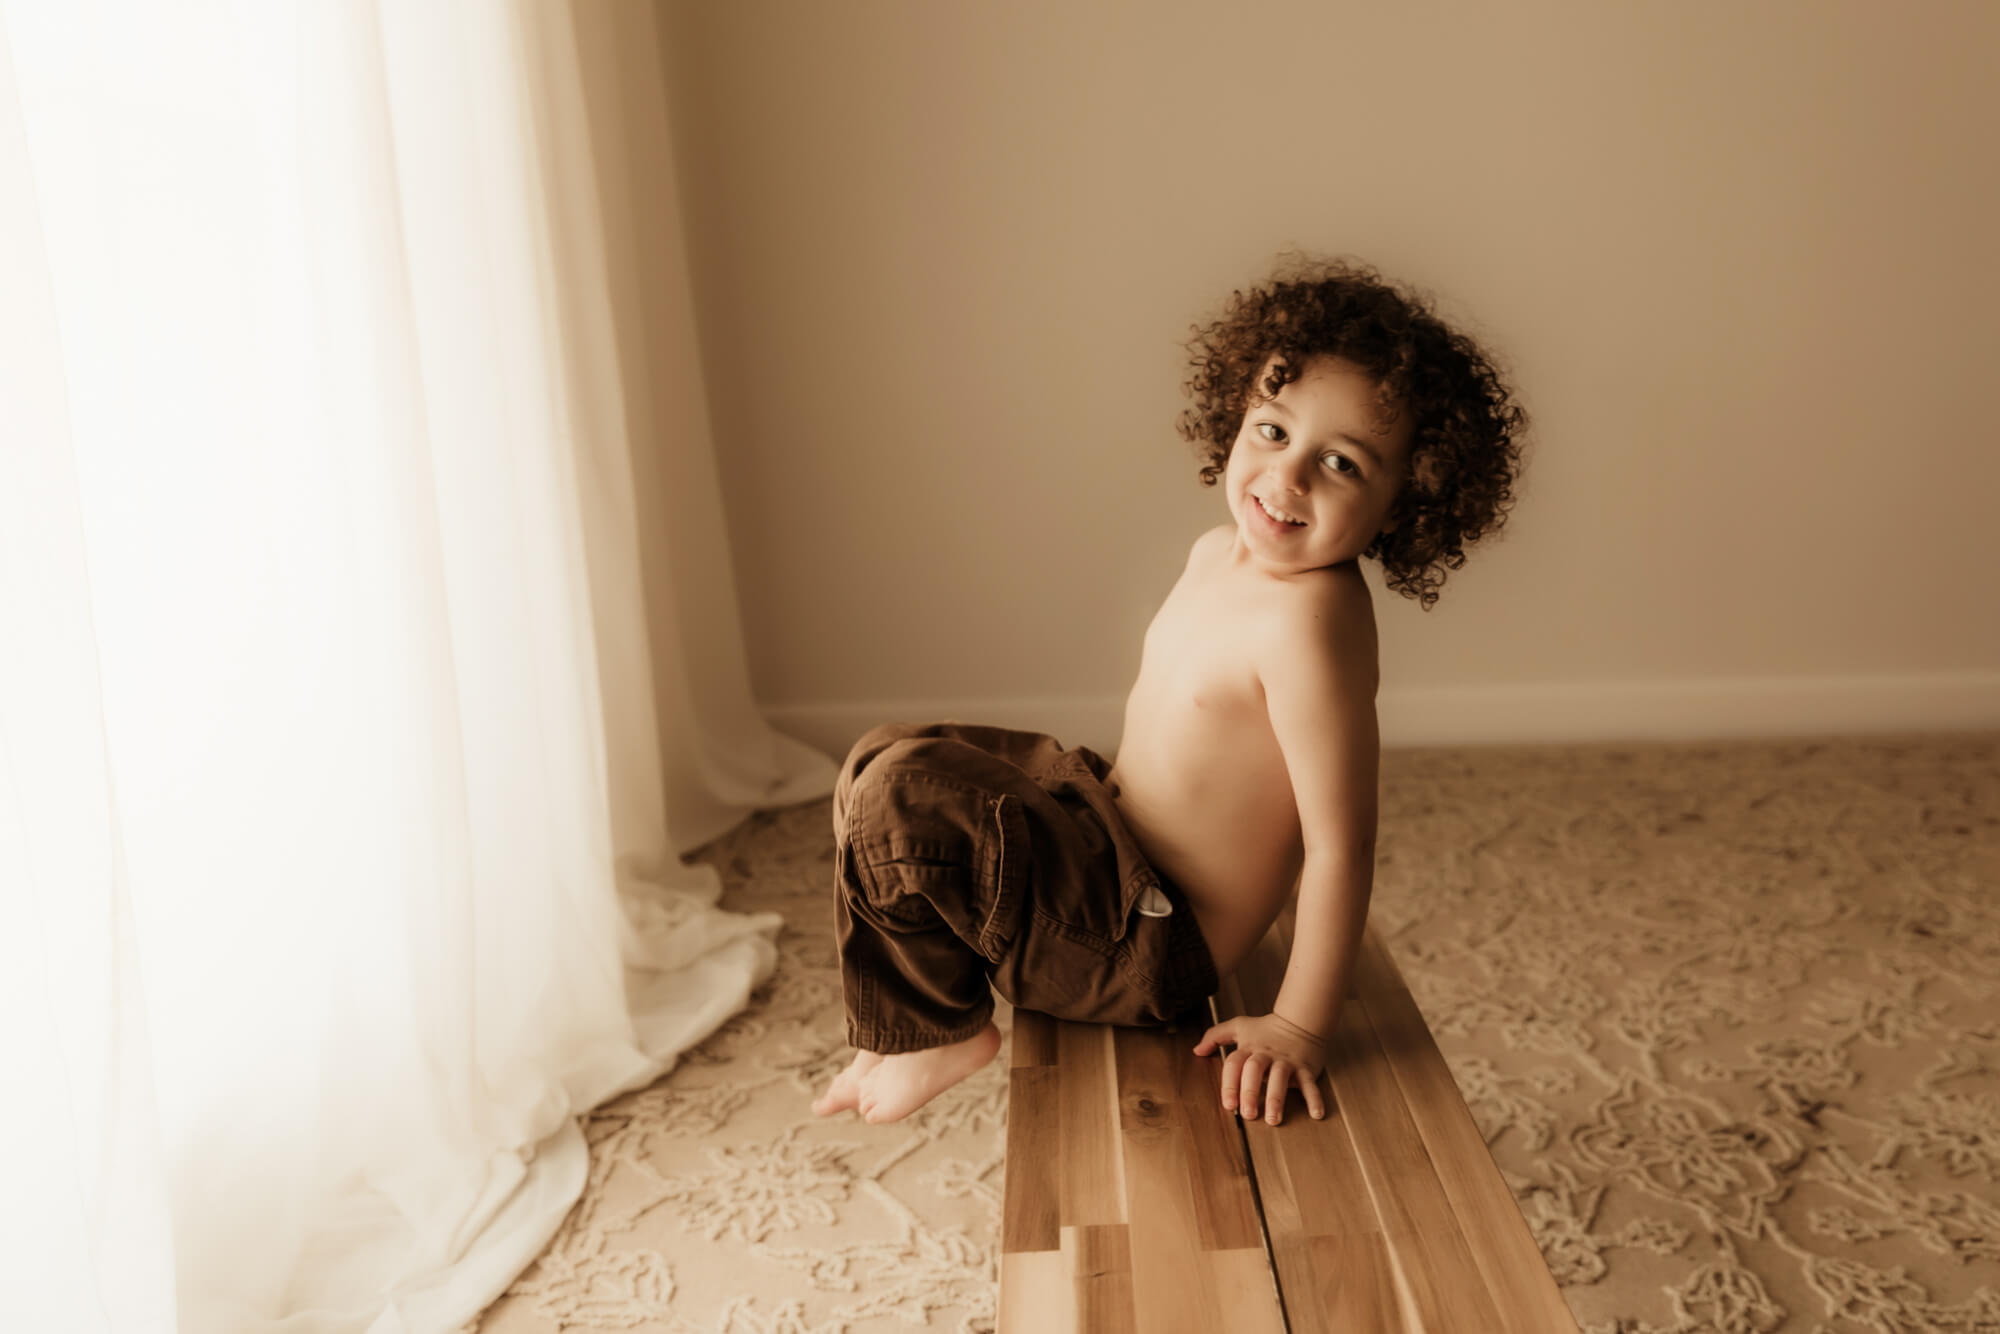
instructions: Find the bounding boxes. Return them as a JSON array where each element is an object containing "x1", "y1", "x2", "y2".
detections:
[{"x1": 0, "y1": 1, "x2": 834, "y2": 1330}]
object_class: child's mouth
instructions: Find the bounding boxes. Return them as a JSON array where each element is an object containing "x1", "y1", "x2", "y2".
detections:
[{"x1": 1255, "y1": 495, "x2": 1305, "y2": 529}]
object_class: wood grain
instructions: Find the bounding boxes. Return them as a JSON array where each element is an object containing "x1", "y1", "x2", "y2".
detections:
[
  {"x1": 1355, "y1": 932, "x2": 1580, "y2": 1334},
  {"x1": 1065, "y1": 1224, "x2": 1135, "y2": 1334},
  {"x1": 1224, "y1": 919, "x2": 1417, "y2": 1334},
  {"x1": 1002, "y1": 1065, "x2": 1059, "y2": 1252},
  {"x1": 1056, "y1": 1019, "x2": 1125, "y2": 1226},
  {"x1": 1000, "y1": 917, "x2": 1578, "y2": 1333},
  {"x1": 998, "y1": 1247, "x2": 1070, "y2": 1334},
  {"x1": 999, "y1": 1010, "x2": 1282, "y2": 1332},
  {"x1": 1322, "y1": 970, "x2": 1505, "y2": 1331},
  {"x1": 1011, "y1": 1005, "x2": 1057, "y2": 1068}
]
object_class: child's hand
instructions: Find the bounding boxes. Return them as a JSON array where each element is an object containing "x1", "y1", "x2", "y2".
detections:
[{"x1": 1193, "y1": 1012, "x2": 1329, "y2": 1125}]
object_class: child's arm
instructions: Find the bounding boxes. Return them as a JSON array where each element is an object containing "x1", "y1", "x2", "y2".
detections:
[{"x1": 1193, "y1": 579, "x2": 1380, "y2": 1125}]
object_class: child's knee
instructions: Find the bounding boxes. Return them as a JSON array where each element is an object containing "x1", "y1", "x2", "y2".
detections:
[
  {"x1": 837, "y1": 723, "x2": 929, "y2": 834},
  {"x1": 848, "y1": 720, "x2": 922, "y2": 758}
]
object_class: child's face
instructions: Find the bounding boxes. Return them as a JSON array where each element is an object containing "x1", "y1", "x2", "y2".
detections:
[{"x1": 1223, "y1": 355, "x2": 1412, "y2": 577}]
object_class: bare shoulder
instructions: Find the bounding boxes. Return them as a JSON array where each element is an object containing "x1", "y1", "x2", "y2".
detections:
[
  {"x1": 1192, "y1": 522, "x2": 1234, "y2": 566},
  {"x1": 1255, "y1": 568, "x2": 1381, "y2": 859},
  {"x1": 1260, "y1": 566, "x2": 1378, "y2": 689}
]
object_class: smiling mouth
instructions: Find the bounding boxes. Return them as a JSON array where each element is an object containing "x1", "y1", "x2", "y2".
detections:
[{"x1": 1255, "y1": 494, "x2": 1306, "y2": 527}]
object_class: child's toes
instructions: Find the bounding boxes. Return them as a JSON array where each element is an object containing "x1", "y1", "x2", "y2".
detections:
[{"x1": 812, "y1": 1070, "x2": 860, "y2": 1116}]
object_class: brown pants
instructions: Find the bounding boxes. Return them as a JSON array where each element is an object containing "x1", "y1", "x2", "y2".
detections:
[{"x1": 833, "y1": 721, "x2": 1218, "y2": 1054}]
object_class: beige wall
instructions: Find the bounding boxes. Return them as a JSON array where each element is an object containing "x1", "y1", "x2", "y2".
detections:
[{"x1": 628, "y1": 0, "x2": 1997, "y2": 751}]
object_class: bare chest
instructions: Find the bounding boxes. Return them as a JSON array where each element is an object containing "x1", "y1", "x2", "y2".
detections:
[
  {"x1": 1107, "y1": 553, "x2": 1306, "y2": 974},
  {"x1": 1131, "y1": 568, "x2": 1273, "y2": 734}
]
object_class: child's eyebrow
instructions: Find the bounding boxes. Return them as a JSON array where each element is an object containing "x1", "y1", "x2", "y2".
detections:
[{"x1": 1261, "y1": 400, "x2": 1386, "y2": 468}]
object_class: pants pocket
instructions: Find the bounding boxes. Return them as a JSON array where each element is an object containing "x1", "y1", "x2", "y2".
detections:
[
  {"x1": 975, "y1": 792, "x2": 1028, "y2": 961},
  {"x1": 860, "y1": 772, "x2": 1027, "y2": 964},
  {"x1": 1031, "y1": 800, "x2": 1155, "y2": 948}
]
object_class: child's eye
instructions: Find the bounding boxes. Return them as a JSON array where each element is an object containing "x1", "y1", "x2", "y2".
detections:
[
  {"x1": 1324, "y1": 453, "x2": 1358, "y2": 476},
  {"x1": 1257, "y1": 422, "x2": 1285, "y2": 443}
]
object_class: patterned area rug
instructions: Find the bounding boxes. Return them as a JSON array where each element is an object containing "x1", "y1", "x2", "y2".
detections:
[{"x1": 472, "y1": 732, "x2": 2000, "y2": 1334}]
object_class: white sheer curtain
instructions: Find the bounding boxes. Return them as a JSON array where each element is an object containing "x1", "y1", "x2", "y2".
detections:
[{"x1": 0, "y1": 1, "x2": 833, "y2": 1330}]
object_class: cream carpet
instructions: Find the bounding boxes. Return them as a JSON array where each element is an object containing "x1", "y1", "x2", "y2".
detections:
[{"x1": 471, "y1": 732, "x2": 2000, "y2": 1334}]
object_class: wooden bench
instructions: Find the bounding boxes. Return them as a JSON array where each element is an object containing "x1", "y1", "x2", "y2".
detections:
[{"x1": 999, "y1": 909, "x2": 1578, "y2": 1333}]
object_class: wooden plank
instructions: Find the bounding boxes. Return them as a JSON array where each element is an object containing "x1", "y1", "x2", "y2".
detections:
[
  {"x1": 1004, "y1": 917, "x2": 1575, "y2": 1334},
  {"x1": 1323, "y1": 947, "x2": 1506, "y2": 1332},
  {"x1": 1115, "y1": 1023, "x2": 1229, "y2": 1334},
  {"x1": 1165, "y1": 1004, "x2": 1263, "y2": 1251},
  {"x1": 1294, "y1": 1233, "x2": 1401, "y2": 1332},
  {"x1": 1213, "y1": 975, "x2": 1303, "y2": 1246},
  {"x1": 1002, "y1": 1066, "x2": 1060, "y2": 1252},
  {"x1": 1354, "y1": 933, "x2": 1581, "y2": 1334},
  {"x1": 1011, "y1": 1006, "x2": 1057, "y2": 1067},
  {"x1": 1242, "y1": 1088, "x2": 1400, "y2": 1334},
  {"x1": 1004, "y1": 1008, "x2": 1279, "y2": 1333},
  {"x1": 1058, "y1": 1020, "x2": 1125, "y2": 1225},
  {"x1": 1226, "y1": 929, "x2": 1376, "y2": 1239},
  {"x1": 1224, "y1": 911, "x2": 1545, "y2": 1330},
  {"x1": 1221, "y1": 922, "x2": 1411, "y2": 1333},
  {"x1": 1065, "y1": 1224, "x2": 1136, "y2": 1334},
  {"x1": 999, "y1": 1247, "x2": 1072, "y2": 1334},
  {"x1": 1208, "y1": 1245, "x2": 1289, "y2": 1334}
]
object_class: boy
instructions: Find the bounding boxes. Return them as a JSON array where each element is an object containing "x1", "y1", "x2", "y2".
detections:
[{"x1": 813, "y1": 254, "x2": 1528, "y2": 1126}]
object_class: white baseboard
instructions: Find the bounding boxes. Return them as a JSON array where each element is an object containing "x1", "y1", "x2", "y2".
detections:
[{"x1": 763, "y1": 671, "x2": 2000, "y2": 759}]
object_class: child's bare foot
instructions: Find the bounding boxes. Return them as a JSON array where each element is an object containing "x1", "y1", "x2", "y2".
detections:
[
  {"x1": 812, "y1": 1048, "x2": 886, "y2": 1116},
  {"x1": 855, "y1": 1022, "x2": 1002, "y2": 1124}
]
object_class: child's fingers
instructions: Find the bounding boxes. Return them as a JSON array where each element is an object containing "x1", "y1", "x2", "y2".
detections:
[
  {"x1": 1262, "y1": 1060, "x2": 1292, "y2": 1123},
  {"x1": 1236, "y1": 1053, "x2": 1269, "y2": 1116},
  {"x1": 1218, "y1": 1049, "x2": 1244, "y2": 1110},
  {"x1": 1298, "y1": 1068, "x2": 1327, "y2": 1120},
  {"x1": 1192, "y1": 1021, "x2": 1234, "y2": 1056}
]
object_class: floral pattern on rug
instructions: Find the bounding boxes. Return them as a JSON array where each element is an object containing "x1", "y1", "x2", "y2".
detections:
[{"x1": 473, "y1": 732, "x2": 2000, "y2": 1334}]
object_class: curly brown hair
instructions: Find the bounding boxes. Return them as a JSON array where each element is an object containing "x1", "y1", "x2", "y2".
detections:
[{"x1": 1178, "y1": 252, "x2": 1529, "y2": 610}]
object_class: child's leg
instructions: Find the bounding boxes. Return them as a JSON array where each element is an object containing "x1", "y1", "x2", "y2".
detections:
[
  {"x1": 815, "y1": 731, "x2": 1031, "y2": 1121},
  {"x1": 815, "y1": 829, "x2": 1005, "y2": 1122}
]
